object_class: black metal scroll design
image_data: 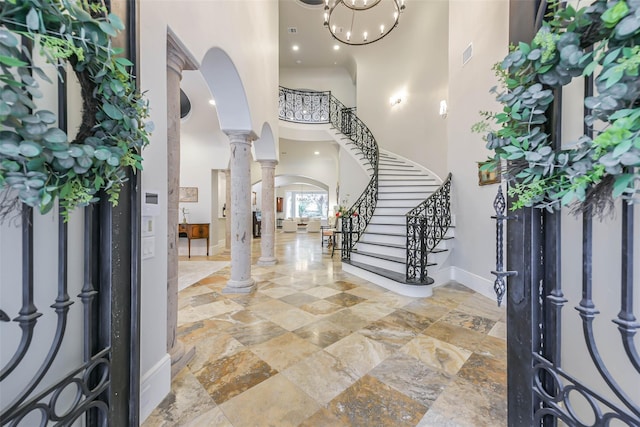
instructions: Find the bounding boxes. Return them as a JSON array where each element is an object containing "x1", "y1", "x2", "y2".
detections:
[
  {"x1": 278, "y1": 87, "x2": 331, "y2": 123},
  {"x1": 490, "y1": 185, "x2": 517, "y2": 306},
  {"x1": 0, "y1": 205, "x2": 112, "y2": 426},
  {"x1": 530, "y1": 201, "x2": 640, "y2": 425},
  {"x1": 278, "y1": 86, "x2": 379, "y2": 258},
  {"x1": 405, "y1": 174, "x2": 452, "y2": 283}
]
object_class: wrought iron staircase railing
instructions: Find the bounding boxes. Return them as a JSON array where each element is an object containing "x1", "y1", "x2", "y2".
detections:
[
  {"x1": 278, "y1": 86, "x2": 378, "y2": 258},
  {"x1": 279, "y1": 86, "x2": 452, "y2": 285},
  {"x1": 406, "y1": 173, "x2": 452, "y2": 283}
]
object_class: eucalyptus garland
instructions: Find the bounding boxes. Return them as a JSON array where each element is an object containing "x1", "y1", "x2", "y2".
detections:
[
  {"x1": 0, "y1": 0, "x2": 152, "y2": 220},
  {"x1": 476, "y1": 0, "x2": 640, "y2": 215}
]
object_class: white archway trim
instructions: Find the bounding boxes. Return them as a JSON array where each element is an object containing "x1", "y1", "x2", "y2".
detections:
[{"x1": 200, "y1": 48, "x2": 252, "y2": 132}]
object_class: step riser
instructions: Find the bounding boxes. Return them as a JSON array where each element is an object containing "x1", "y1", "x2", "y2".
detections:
[
  {"x1": 360, "y1": 234, "x2": 405, "y2": 245},
  {"x1": 366, "y1": 224, "x2": 406, "y2": 234},
  {"x1": 378, "y1": 187, "x2": 436, "y2": 194},
  {"x1": 378, "y1": 179, "x2": 438, "y2": 192},
  {"x1": 350, "y1": 253, "x2": 406, "y2": 274},
  {"x1": 378, "y1": 172, "x2": 428, "y2": 177},
  {"x1": 377, "y1": 200, "x2": 419, "y2": 208},
  {"x1": 377, "y1": 194, "x2": 429, "y2": 201},
  {"x1": 355, "y1": 242, "x2": 405, "y2": 258},
  {"x1": 369, "y1": 216, "x2": 405, "y2": 225},
  {"x1": 375, "y1": 207, "x2": 413, "y2": 215}
]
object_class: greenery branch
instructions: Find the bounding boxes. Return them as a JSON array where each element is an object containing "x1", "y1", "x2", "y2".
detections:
[
  {"x1": 475, "y1": 0, "x2": 640, "y2": 216},
  {"x1": 0, "y1": 0, "x2": 152, "y2": 221}
]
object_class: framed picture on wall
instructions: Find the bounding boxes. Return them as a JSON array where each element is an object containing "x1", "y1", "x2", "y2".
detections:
[
  {"x1": 179, "y1": 187, "x2": 198, "y2": 202},
  {"x1": 477, "y1": 161, "x2": 501, "y2": 186}
]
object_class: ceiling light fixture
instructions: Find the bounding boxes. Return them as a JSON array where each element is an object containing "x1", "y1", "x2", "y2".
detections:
[
  {"x1": 292, "y1": 45, "x2": 300, "y2": 51},
  {"x1": 323, "y1": 0, "x2": 405, "y2": 46},
  {"x1": 209, "y1": 99, "x2": 216, "y2": 106},
  {"x1": 314, "y1": 151, "x2": 320, "y2": 155},
  {"x1": 333, "y1": 44, "x2": 340, "y2": 50}
]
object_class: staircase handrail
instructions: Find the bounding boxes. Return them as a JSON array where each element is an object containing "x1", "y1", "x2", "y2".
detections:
[
  {"x1": 405, "y1": 173, "x2": 452, "y2": 282},
  {"x1": 278, "y1": 86, "x2": 378, "y2": 259}
]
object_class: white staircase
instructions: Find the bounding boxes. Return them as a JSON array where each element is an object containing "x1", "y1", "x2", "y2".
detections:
[{"x1": 341, "y1": 151, "x2": 454, "y2": 297}]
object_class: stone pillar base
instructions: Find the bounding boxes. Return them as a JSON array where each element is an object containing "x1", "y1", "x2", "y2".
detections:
[
  {"x1": 223, "y1": 278, "x2": 256, "y2": 294},
  {"x1": 257, "y1": 257, "x2": 277, "y2": 266},
  {"x1": 169, "y1": 339, "x2": 196, "y2": 378}
]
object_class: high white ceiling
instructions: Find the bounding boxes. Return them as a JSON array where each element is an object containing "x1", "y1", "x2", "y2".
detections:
[{"x1": 279, "y1": 0, "x2": 357, "y2": 73}]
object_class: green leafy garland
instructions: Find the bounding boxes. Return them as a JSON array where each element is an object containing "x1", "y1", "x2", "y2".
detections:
[
  {"x1": 476, "y1": 0, "x2": 640, "y2": 214},
  {"x1": 0, "y1": 0, "x2": 152, "y2": 219}
]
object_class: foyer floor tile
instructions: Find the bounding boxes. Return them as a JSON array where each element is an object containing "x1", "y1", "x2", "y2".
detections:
[{"x1": 143, "y1": 232, "x2": 507, "y2": 427}]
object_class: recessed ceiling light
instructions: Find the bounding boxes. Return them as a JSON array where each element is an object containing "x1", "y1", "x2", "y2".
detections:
[
  {"x1": 314, "y1": 151, "x2": 320, "y2": 155},
  {"x1": 292, "y1": 45, "x2": 299, "y2": 51},
  {"x1": 296, "y1": 59, "x2": 302, "y2": 64},
  {"x1": 333, "y1": 45, "x2": 340, "y2": 51},
  {"x1": 209, "y1": 99, "x2": 216, "y2": 106}
]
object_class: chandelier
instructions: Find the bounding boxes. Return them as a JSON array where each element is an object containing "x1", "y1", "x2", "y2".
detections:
[{"x1": 323, "y1": 0, "x2": 406, "y2": 46}]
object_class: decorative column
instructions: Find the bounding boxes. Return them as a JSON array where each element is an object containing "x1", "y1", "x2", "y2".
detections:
[
  {"x1": 166, "y1": 29, "x2": 198, "y2": 377},
  {"x1": 223, "y1": 131, "x2": 256, "y2": 293},
  {"x1": 258, "y1": 160, "x2": 278, "y2": 266},
  {"x1": 225, "y1": 168, "x2": 231, "y2": 251}
]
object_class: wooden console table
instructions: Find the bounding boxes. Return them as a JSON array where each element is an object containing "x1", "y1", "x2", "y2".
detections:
[{"x1": 178, "y1": 223, "x2": 209, "y2": 258}]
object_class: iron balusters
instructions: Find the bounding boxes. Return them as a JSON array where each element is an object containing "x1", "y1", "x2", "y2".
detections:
[
  {"x1": 405, "y1": 174, "x2": 452, "y2": 284},
  {"x1": 490, "y1": 185, "x2": 517, "y2": 306}
]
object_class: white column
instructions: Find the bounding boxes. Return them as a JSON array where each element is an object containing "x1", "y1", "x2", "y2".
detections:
[
  {"x1": 258, "y1": 160, "x2": 278, "y2": 266},
  {"x1": 166, "y1": 29, "x2": 198, "y2": 377},
  {"x1": 223, "y1": 132, "x2": 256, "y2": 293}
]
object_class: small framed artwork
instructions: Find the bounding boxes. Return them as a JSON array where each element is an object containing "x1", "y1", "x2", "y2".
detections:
[
  {"x1": 478, "y1": 161, "x2": 501, "y2": 186},
  {"x1": 179, "y1": 187, "x2": 198, "y2": 202}
]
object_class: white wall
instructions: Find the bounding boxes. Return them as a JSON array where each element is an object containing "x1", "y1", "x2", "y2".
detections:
[
  {"x1": 353, "y1": 0, "x2": 449, "y2": 179},
  {"x1": 338, "y1": 147, "x2": 370, "y2": 209},
  {"x1": 138, "y1": 0, "x2": 279, "y2": 421},
  {"x1": 446, "y1": 0, "x2": 509, "y2": 295},
  {"x1": 253, "y1": 139, "x2": 342, "y2": 211},
  {"x1": 280, "y1": 67, "x2": 356, "y2": 107}
]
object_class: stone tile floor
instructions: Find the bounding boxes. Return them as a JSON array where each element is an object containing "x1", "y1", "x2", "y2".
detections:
[{"x1": 143, "y1": 232, "x2": 507, "y2": 426}]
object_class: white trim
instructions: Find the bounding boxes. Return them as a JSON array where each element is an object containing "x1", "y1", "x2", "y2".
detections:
[
  {"x1": 431, "y1": 266, "x2": 454, "y2": 287},
  {"x1": 443, "y1": 266, "x2": 495, "y2": 300},
  {"x1": 139, "y1": 354, "x2": 171, "y2": 425},
  {"x1": 342, "y1": 263, "x2": 432, "y2": 297}
]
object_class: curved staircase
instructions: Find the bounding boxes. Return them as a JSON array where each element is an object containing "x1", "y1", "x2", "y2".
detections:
[
  {"x1": 278, "y1": 86, "x2": 453, "y2": 297},
  {"x1": 343, "y1": 151, "x2": 454, "y2": 297}
]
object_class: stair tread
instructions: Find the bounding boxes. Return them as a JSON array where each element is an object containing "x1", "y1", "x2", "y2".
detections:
[
  {"x1": 352, "y1": 249, "x2": 406, "y2": 263},
  {"x1": 357, "y1": 240, "x2": 405, "y2": 250},
  {"x1": 343, "y1": 260, "x2": 435, "y2": 286}
]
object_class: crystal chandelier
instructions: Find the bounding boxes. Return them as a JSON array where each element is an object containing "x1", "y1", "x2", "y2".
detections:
[{"x1": 323, "y1": 0, "x2": 406, "y2": 46}]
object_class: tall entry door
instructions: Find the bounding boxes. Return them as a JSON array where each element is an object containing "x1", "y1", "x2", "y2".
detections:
[
  {"x1": 505, "y1": 2, "x2": 640, "y2": 426},
  {"x1": 0, "y1": 2, "x2": 140, "y2": 426}
]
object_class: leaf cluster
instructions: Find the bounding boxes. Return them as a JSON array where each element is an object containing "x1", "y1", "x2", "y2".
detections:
[
  {"x1": 0, "y1": 0, "x2": 152, "y2": 219},
  {"x1": 475, "y1": 0, "x2": 640, "y2": 214}
]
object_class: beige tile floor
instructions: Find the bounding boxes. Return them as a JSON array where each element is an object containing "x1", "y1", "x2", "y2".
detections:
[{"x1": 143, "y1": 231, "x2": 507, "y2": 427}]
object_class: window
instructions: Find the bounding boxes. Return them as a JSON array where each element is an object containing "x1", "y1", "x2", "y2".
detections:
[{"x1": 285, "y1": 191, "x2": 328, "y2": 218}]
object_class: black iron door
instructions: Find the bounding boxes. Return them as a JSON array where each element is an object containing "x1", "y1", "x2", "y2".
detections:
[
  {"x1": 0, "y1": 2, "x2": 140, "y2": 426},
  {"x1": 504, "y1": 2, "x2": 640, "y2": 426}
]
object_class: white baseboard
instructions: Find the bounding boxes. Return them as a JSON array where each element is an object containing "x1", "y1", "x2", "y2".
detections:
[
  {"x1": 446, "y1": 267, "x2": 495, "y2": 300},
  {"x1": 431, "y1": 266, "x2": 454, "y2": 287},
  {"x1": 139, "y1": 354, "x2": 171, "y2": 425}
]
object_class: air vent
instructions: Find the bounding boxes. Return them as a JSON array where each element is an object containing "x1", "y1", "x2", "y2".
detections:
[
  {"x1": 462, "y1": 43, "x2": 473, "y2": 65},
  {"x1": 287, "y1": 27, "x2": 297, "y2": 34}
]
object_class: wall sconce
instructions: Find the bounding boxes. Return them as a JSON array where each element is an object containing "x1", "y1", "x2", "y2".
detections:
[
  {"x1": 439, "y1": 100, "x2": 448, "y2": 118},
  {"x1": 390, "y1": 96, "x2": 403, "y2": 106}
]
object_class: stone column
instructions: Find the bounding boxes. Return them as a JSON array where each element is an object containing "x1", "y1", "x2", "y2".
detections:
[
  {"x1": 166, "y1": 29, "x2": 198, "y2": 377},
  {"x1": 258, "y1": 160, "x2": 278, "y2": 266},
  {"x1": 225, "y1": 168, "x2": 231, "y2": 251},
  {"x1": 223, "y1": 132, "x2": 256, "y2": 293}
]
